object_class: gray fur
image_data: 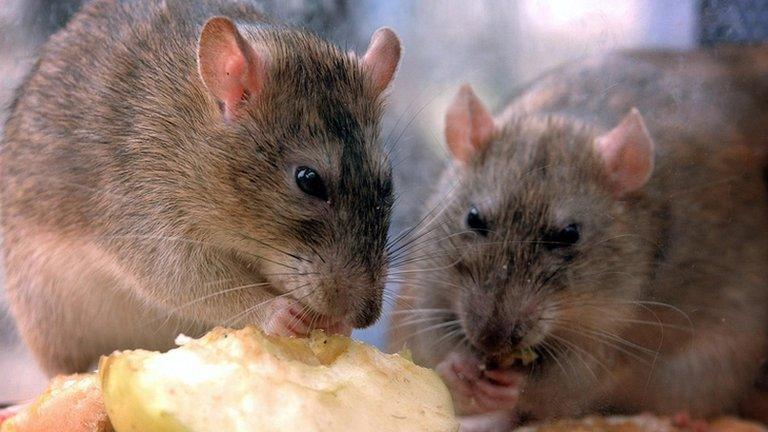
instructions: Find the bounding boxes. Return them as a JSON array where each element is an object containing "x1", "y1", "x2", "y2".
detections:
[{"x1": 392, "y1": 46, "x2": 768, "y2": 420}]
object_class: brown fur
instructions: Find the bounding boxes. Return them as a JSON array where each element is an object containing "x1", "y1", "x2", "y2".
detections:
[
  {"x1": 390, "y1": 46, "x2": 768, "y2": 421},
  {"x1": 2, "y1": 0, "x2": 394, "y2": 375}
]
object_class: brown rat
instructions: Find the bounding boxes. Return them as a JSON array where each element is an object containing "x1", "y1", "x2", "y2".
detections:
[
  {"x1": 1, "y1": 0, "x2": 401, "y2": 375},
  {"x1": 390, "y1": 46, "x2": 768, "y2": 428}
]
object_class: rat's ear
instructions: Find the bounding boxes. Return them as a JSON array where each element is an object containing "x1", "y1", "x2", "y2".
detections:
[
  {"x1": 361, "y1": 27, "x2": 401, "y2": 96},
  {"x1": 197, "y1": 17, "x2": 266, "y2": 121},
  {"x1": 444, "y1": 84, "x2": 496, "y2": 163},
  {"x1": 594, "y1": 108, "x2": 655, "y2": 196}
]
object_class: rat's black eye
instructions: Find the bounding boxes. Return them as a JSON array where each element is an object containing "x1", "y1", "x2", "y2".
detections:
[
  {"x1": 295, "y1": 166, "x2": 328, "y2": 201},
  {"x1": 543, "y1": 223, "x2": 580, "y2": 250},
  {"x1": 466, "y1": 206, "x2": 489, "y2": 235}
]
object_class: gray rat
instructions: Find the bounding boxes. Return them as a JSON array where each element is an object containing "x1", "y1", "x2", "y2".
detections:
[
  {"x1": 390, "y1": 46, "x2": 768, "y2": 429},
  {"x1": 1, "y1": 0, "x2": 401, "y2": 376}
]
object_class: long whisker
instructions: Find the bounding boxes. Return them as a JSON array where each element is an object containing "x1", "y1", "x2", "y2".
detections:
[
  {"x1": 159, "y1": 282, "x2": 272, "y2": 320},
  {"x1": 538, "y1": 339, "x2": 571, "y2": 381},
  {"x1": 552, "y1": 323, "x2": 656, "y2": 365},
  {"x1": 223, "y1": 283, "x2": 310, "y2": 326},
  {"x1": 405, "y1": 319, "x2": 462, "y2": 341},
  {"x1": 547, "y1": 333, "x2": 606, "y2": 381},
  {"x1": 232, "y1": 230, "x2": 311, "y2": 264}
]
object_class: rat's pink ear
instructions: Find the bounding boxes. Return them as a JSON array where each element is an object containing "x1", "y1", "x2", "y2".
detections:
[
  {"x1": 197, "y1": 17, "x2": 266, "y2": 121},
  {"x1": 594, "y1": 108, "x2": 655, "y2": 196},
  {"x1": 361, "y1": 27, "x2": 401, "y2": 96},
  {"x1": 444, "y1": 84, "x2": 496, "y2": 163}
]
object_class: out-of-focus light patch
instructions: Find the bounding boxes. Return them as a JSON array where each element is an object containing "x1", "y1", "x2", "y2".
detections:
[
  {"x1": 522, "y1": 0, "x2": 638, "y2": 31},
  {"x1": 520, "y1": 0, "x2": 696, "y2": 49},
  {"x1": 521, "y1": 0, "x2": 644, "y2": 50}
]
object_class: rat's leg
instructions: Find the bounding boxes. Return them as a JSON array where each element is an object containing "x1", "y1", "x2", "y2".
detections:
[{"x1": 5, "y1": 235, "x2": 190, "y2": 375}]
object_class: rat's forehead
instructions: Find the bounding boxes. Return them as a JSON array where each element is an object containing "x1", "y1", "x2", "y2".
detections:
[
  {"x1": 488, "y1": 114, "x2": 598, "y2": 163},
  {"x1": 464, "y1": 156, "x2": 589, "y2": 227}
]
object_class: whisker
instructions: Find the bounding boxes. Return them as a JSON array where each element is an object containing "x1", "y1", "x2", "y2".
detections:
[
  {"x1": 405, "y1": 319, "x2": 462, "y2": 340},
  {"x1": 233, "y1": 231, "x2": 311, "y2": 264},
  {"x1": 388, "y1": 308, "x2": 455, "y2": 316},
  {"x1": 547, "y1": 333, "x2": 605, "y2": 381},
  {"x1": 553, "y1": 323, "x2": 656, "y2": 365},
  {"x1": 223, "y1": 283, "x2": 310, "y2": 326}
]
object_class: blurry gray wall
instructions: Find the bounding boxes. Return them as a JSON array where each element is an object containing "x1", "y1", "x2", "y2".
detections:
[
  {"x1": 0, "y1": 0, "x2": 696, "y2": 401},
  {"x1": 700, "y1": 0, "x2": 768, "y2": 45}
]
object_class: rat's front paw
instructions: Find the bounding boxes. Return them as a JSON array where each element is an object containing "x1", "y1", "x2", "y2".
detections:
[
  {"x1": 458, "y1": 411, "x2": 517, "y2": 432},
  {"x1": 671, "y1": 411, "x2": 710, "y2": 432},
  {"x1": 264, "y1": 297, "x2": 352, "y2": 337},
  {"x1": 0, "y1": 406, "x2": 18, "y2": 426},
  {"x1": 436, "y1": 352, "x2": 523, "y2": 416}
]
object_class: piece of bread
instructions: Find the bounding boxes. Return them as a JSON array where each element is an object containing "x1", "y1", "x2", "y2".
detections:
[
  {"x1": 99, "y1": 327, "x2": 459, "y2": 432},
  {"x1": 0, "y1": 374, "x2": 112, "y2": 432}
]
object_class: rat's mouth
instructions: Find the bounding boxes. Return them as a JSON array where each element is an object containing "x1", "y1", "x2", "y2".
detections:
[
  {"x1": 482, "y1": 346, "x2": 545, "y2": 377},
  {"x1": 265, "y1": 297, "x2": 353, "y2": 337}
]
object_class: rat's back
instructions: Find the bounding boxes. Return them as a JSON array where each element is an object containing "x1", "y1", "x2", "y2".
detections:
[
  {"x1": 2, "y1": 0, "x2": 265, "y2": 230},
  {"x1": 501, "y1": 46, "x2": 768, "y2": 157}
]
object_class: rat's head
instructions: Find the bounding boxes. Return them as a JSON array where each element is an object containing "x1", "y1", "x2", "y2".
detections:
[
  {"x1": 186, "y1": 18, "x2": 401, "y2": 328},
  {"x1": 413, "y1": 85, "x2": 656, "y2": 369}
]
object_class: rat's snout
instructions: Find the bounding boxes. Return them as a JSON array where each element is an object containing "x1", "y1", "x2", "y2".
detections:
[
  {"x1": 469, "y1": 318, "x2": 530, "y2": 355},
  {"x1": 311, "y1": 254, "x2": 386, "y2": 328},
  {"x1": 262, "y1": 244, "x2": 385, "y2": 331},
  {"x1": 462, "y1": 293, "x2": 534, "y2": 356}
]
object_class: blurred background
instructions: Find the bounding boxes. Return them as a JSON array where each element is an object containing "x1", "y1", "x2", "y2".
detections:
[{"x1": 0, "y1": 0, "x2": 762, "y2": 402}]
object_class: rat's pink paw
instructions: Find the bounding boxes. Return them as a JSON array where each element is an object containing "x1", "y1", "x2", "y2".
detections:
[
  {"x1": 671, "y1": 411, "x2": 710, "y2": 432},
  {"x1": 458, "y1": 411, "x2": 517, "y2": 432},
  {"x1": 0, "y1": 408, "x2": 14, "y2": 426},
  {"x1": 436, "y1": 352, "x2": 523, "y2": 416},
  {"x1": 0, "y1": 403, "x2": 27, "y2": 425},
  {"x1": 264, "y1": 297, "x2": 352, "y2": 337}
]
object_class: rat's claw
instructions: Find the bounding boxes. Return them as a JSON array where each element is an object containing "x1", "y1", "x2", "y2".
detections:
[{"x1": 436, "y1": 352, "x2": 523, "y2": 416}]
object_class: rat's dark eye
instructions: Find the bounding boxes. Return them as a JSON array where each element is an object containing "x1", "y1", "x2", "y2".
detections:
[
  {"x1": 544, "y1": 223, "x2": 580, "y2": 250},
  {"x1": 466, "y1": 206, "x2": 489, "y2": 235},
  {"x1": 295, "y1": 166, "x2": 328, "y2": 201}
]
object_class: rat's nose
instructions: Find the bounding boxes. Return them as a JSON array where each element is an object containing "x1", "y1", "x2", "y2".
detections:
[
  {"x1": 473, "y1": 321, "x2": 527, "y2": 354},
  {"x1": 508, "y1": 327, "x2": 524, "y2": 348},
  {"x1": 475, "y1": 329, "x2": 506, "y2": 353}
]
